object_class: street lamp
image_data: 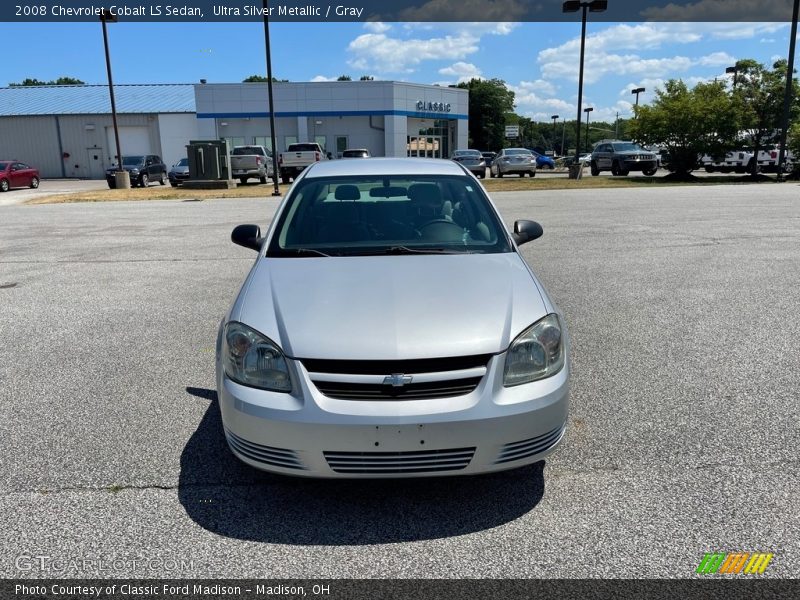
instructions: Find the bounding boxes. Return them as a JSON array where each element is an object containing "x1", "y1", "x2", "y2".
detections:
[
  {"x1": 100, "y1": 8, "x2": 129, "y2": 189},
  {"x1": 725, "y1": 65, "x2": 739, "y2": 89},
  {"x1": 584, "y1": 107, "x2": 593, "y2": 153},
  {"x1": 563, "y1": 0, "x2": 608, "y2": 177},
  {"x1": 631, "y1": 87, "x2": 645, "y2": 106},
  {"x1": 551, "y1": 115, "x2": 559, "y2": 153},
  {"x1": 777, "y1": 0, "x2": 799, "y2": 182},
  {"x1": 262, "y1": 0, "x2": 282, "y2": 196}
]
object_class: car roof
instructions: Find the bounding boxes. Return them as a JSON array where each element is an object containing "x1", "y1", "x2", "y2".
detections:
[{"x1": 304, "y1": 157, "x2": 466, "y2": 178}]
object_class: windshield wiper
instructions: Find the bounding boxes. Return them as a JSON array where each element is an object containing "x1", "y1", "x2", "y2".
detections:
[
  {"x1": 350, "y1": 246, "x2": 468, "y2": 256},
  {"x1": 280, "y1": 248, "x2": 332, "y2": 257}
]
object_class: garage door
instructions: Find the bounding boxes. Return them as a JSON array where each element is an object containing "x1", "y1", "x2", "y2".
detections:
[{"x1": 106, "y1": 126, "x2": 152, "y2": 163}]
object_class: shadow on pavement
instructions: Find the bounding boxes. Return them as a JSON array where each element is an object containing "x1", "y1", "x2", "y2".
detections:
[{"x1": 179, "y1": 386, "x2": 546, "y2": 546}]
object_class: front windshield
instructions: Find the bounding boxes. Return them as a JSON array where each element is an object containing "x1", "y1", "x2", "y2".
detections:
[
  {"x1": 177, "y1": 158, "x2": 189, "y2": 166},
  {"x1": 454, "y1": 150, "x2": 481, "y2": 157},
  {"x1": 612, "y1": 143, "x2": 644, "y2": 152},
  {"x1": 267, "y1": 175, "x2": 512, "y2": 257},
  {"x1": 122, "y1": 156, "x2": 144, "y2": 166},
  {"x1": 505, "y1": 148, "x2": 532, "y2": 156}
]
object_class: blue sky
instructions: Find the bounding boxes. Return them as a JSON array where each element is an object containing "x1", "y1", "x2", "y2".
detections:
[{"x1": 1, "y1": 20, "x2": 794, "y2": 122}]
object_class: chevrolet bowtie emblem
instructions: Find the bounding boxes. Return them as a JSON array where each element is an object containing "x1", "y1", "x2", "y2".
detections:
[{"x1": 383, "y1": 374, "x2": 413, "y2": 387}]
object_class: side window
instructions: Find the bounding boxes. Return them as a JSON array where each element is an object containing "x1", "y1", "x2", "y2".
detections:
[
  {"x1": 17, "y1": 163, "x2": 29, "y2": 169},
  {"x1": 152, "y1": 156, "x2": 161, "y2": 165}
]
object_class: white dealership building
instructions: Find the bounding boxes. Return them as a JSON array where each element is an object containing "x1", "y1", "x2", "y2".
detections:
[
  {"x1": 0, "y1": 80, "x2": 469, "y2": 179},
  {"x1": 194, "y1": 80, "x2": 469, "y2": 160}
]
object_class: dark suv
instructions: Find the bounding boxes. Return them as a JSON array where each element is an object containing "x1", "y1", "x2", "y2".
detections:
[
  {"x1": 590, "y1": 141, "x2": 658, "y2": 177},
  {"x1": 106, "y1": 155, "x2": 167, "y2": 188}
]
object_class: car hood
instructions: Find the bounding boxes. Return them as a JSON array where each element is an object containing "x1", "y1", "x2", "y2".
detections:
[
  {"x1": 235, "y1": 253, "x2": 548, "y2": 361},
  {"x1": 170, "y1": 166, "x2": 190, "y2": 174}
]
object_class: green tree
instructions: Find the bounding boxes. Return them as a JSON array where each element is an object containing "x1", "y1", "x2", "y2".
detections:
[
  {"x1": 733, "y1": 59, "x2": 800, "y2": 176},
  {"x1": 788, "y1": 122, "x2": 800, "y2": 176},
  {"x1": 629, "y1": 79, "x2": 740, "y2": 177},
  {"x1": 359, "y1": 75, "x2": 374, "y2": 81},
  {"x1": 242, "y1": 75, "x2": 288, "y2": 82},
  {"x1": 10, "y1": 76, "x2": 85, "y2": 86},
  {"x1": 337, "y1": 75, "x2": 352, "y2": 81},
  {"x1": 456, "y1": 78, "x2": 515, "y2": 151}
]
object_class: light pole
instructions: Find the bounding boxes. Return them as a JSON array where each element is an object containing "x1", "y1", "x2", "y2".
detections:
[
  {"x1": 725, "y1": 64, "x2": 739, "y2": 89},
  {"x1": 100, "y1": 9, "x2": 129, "y2": 189},
  {"x1": 631, "y1": 87, "x2": 645, "y2": 107},
  {"x1": 777, "y1": 0, "x2": 799, "y2": 182},
  {"x1": 262, "y1": 0, "x2": 281, "y2": 196},
  {"x1": 584, "y1": 107, "x2": 593, "y2": 153},
  {"x1": 563, "y1": 0, "x2": 608, "y2": 177},
  {"x1": 551, "y1": 114, "x2": 559, "y2": 153}
]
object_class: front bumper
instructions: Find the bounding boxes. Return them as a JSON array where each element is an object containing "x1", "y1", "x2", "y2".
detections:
[
  {"x1": 498, "y1": 162, "x2": 537, "y2": 175},
  {"x1": 217, "y1": 351, "x2": 569, "y2": 478},
  {"x1": 622, "y1": 159, "x2": 657, "y2": 171}
]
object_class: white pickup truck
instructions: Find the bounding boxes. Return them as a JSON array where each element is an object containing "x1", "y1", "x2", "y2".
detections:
[
  {"x1": 230, "y1": 145, "x2": 274, "y2": 184},
  {"x1": 757, "y1": 146, "x2": 795, "y2": 173},
  {"x1": 278, "y1": 142, "x2": 327, "y2": 184},
  {"x1": 700, "y1": 150, "x2": 755, "y2": 174}
]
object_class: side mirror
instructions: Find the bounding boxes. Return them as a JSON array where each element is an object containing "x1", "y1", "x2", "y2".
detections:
[
  {"x1": 231, "y1": 224, "x2": 262, "y2": 252},
  {"x1": 512, "y1": 220, "x2": 543, "y2": 246},
  {"x1": 326, "y1": 152, "x2": 333, "y2": 160}
]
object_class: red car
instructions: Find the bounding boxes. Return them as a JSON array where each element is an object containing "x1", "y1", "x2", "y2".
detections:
[{"x1": 0, "y1": 160, "x2": 40, "y2": 192}]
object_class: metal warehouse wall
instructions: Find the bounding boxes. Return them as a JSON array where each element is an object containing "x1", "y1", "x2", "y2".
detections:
[
  {"x1": 0, "y1": 116, "x2": 61, "y2": 177},
  {"x1": 0, "y1": 114, "x2": 163, "y2": 179}
]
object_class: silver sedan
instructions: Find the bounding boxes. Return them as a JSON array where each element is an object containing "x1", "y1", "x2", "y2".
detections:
[
  {"x1": 491, "y1": 148, "x2": 538, "y2": 178},
  {"x1": 217, "y1": 158, "x2": 569, "y2": 478}
]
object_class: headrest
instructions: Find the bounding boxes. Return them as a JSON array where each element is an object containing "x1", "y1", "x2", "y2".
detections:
[
  {"x1": 334, "y1": 184, "x2": 360, "y2": 201},
  {"x1": 408, "y1": 183, "x2": 443, "y2": 207}
]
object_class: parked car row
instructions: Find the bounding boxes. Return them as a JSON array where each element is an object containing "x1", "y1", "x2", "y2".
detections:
[{"x1": 106, "y1": 155, "x2": 167, "y2": 189}]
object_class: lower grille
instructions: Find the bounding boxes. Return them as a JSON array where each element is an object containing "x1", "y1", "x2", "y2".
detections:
[
  {"x1": 324, "y1": 447, "x2": 475, "y2": 474},
  {"x1": 495, "y1": 426, "x2": 564, "y2": 464},
  {"x1": 315, "y1": 377, "x2": 481, "y2": 401},
  {"x1": 225, "y1": 430, "x2": 305, "y2": 470}
]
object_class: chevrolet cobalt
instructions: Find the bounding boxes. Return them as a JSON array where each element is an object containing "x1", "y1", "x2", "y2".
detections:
[{"x1": 216, "y1": 158, "x2": 569, "y2": 477}]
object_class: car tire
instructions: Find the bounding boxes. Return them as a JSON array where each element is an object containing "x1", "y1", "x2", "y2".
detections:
[
  {"x1": 259, "y1": 176, "x2": 268, "y2": 184},
  {"x1": 140, "y1": 173, "x2": 149, "y2": 187},
  {"x1": 611, "y1": 161, "x2": 620, "y2": 176},
  {"x1": 29, "y1": 176, "x2": 40, "y2": 189},
  {"x1": 530, "y1": 171, "x2": 536, "y2": 178},
  {"x1": 497, "y1": 169, "x2": 503, "y2": 178},
  {"x1": 643, "y1": 168, "x2": 657, "y2": 176},
  {"x1": 239, "y1": 177, "x2": 248, "y2": 185},
  {"x1": 107, "y1": 180, "x2": 116, "y2": 190},
  {"x1": 281, "y1": 174, "x2": 291, "y2": 185},
  {"x1": 159, "y1": 172, "x2": 166, "y2": 185},
  {"x1": 0, "y1": 178, "x2": 9, "y2": 192},
  {"x1": 169, "y1": 182, "x2": 177, "y2": 187},
  {"x1": 590, "y1": 161, "x2": 600, "y2": 176},
  {"x1": 705, "y1": 166, "x2": 715, "y2": 173}
]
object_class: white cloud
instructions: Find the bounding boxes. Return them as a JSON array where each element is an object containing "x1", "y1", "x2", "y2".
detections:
[
  {"x1": 438, "y1": 62, "x2": 482, "y2": 83},
  {"x1": 697, "y1": 52, "x2": 737, "y2": 67},
  {"x1": 310, "y1": 75, "x2": 338, "y2": 82},
  {"x1": 347, "y1": 22, "x2": 515, "y2": 74},
  {"x1": 363, "y1": 22, "x2": 391, "y2": 34}
]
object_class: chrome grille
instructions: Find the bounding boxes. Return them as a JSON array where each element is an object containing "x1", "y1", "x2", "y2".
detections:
[
  {"x1": 495, "y1": 426, "x2": 564, "y2": 464},
  {"x1": 225, "y1": 430, "x2": 305, "y2": 470},
  {"x1": 324, "y1": 447, "x2": 476, "y2": 474},
  {"x1": 314, "y1": 377, "x2": 481, "y2": 401},
  {"x1": 300, "y1": 354, "x2": 491, "y2": 375}
]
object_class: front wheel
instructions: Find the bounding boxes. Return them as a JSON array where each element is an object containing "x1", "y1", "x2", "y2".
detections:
[
  {"x1": 30, "y1": 176, "x2": 40, "y2": 189},
  {"x1": 259, "y1": 176, "x2": 268, "y2": 184},
  {"x1": 496, "y1": 168, "x2": 503, "y2": 178},
  {"x1": 239, "y1": 177, "x2": 248, "y2": 185},
  {"x1": 140, "y1": 174, "x2": 149, "y2": 187},
  {"x1": 705, "y1": 166, "x2": 715, "y2": 173},
  {"x1": 643, "y1": 168, "x2": 657, "y2": 176},
  {"x1": 159, "y1": 172, "x2": 166, "y2": 185},
  {"x1": 281, "y1": 173, "x2": 291, "y2": 185},
  {"x1": 529, "y1": 171, "x2": 536, "y2": 178},
  {"x1": 0, "y1": 178, "x2": 9, "y2": 192},
  {"x1": 590, "y1": 161, "x2": 600, "y2": 176}
]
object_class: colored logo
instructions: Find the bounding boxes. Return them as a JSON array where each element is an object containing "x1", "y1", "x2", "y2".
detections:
[{"x1": 696, "y1": 552, "x2": 774, "y2": 575}]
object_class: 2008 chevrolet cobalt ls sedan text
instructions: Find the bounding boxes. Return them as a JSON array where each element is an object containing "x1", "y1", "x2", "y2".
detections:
[{"x1": 216, "y1": 158, "x2": 569, "y2": 477}]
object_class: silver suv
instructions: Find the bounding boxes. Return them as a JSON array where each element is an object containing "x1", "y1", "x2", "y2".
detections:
[{"x1": 590, "y1": 141, "x2": 658, "y2": 177}]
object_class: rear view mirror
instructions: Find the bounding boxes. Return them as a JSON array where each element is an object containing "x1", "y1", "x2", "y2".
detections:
[
  {"x1": 231, "y1": 224, "x2": 262, "y2": 251},
  {"x1": 512, "y1": 220, "x2": 543, "y2": 246}
]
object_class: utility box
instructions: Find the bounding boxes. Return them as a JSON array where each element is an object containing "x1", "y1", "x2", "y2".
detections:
[{"x1": 186, "y1": 139, "x2": 230, "y2": 180}]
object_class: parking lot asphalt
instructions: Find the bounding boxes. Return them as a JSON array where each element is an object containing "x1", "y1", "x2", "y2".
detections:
[{"x1": 1, "y1": 184, "x2": 798, "y2": 578}]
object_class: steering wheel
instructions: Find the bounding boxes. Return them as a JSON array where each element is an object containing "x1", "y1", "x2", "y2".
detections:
[{"x1": 417, "y1": 219, "x2": 465, "y2": 240}]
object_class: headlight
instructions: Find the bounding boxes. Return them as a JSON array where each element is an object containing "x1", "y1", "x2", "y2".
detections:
[
  {"x1": 503, "y1": 314, "x2": 564, "y2": 386},
  {"x1": 222, "y1": 322, "x2": 292, "y2": 392}
]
